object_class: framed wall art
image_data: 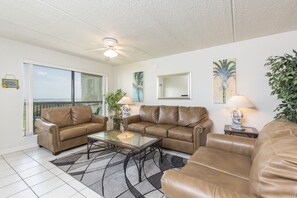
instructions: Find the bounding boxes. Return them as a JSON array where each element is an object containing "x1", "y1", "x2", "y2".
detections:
[
  {"x1": 132, "y1": 71, "x2": 144, "y2": 102},
  {"x1": 2, "y1": 74, "x2": 19, "y2": 89},
  {"x1": 213, "y1": 58, "x2": 236, "y2": 104}
]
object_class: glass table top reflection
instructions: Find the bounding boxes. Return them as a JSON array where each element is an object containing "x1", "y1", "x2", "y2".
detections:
[{"x1": 87, "y1": 130, "x2": 160, "y2": 151}]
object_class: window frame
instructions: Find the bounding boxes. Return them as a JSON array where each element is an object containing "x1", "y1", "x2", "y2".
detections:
[{"x1": 23, "y1": 61, "x2": 108, "y2": 136}]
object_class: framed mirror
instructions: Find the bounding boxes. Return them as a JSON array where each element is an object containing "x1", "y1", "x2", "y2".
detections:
[{"x1": 157, "y1": 72, "x2": 191, "y2": 99}]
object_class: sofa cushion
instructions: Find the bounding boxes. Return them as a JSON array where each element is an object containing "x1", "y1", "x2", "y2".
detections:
[
  {"x1": 71, "y1": 106, "x2": 92, "y2": 125},
  {"x1": 181, "y1": 163, "x2": 249, "y2": 195},
  {"x1": 249, "y1": 128, "x2": 297, "y2": 198},
  {"x1": 158, "y1": 106, "x2": 178, "y2": 125},
  {"x1": 139, "y1": 105, "x2": 159, "y2": 123},
  {"x1": 178, "y1": 107, "x2": 208, "y2": 127},
  {"x1": 127, "y1": 122, "x2": 155, "y2": 133},
  {"x1": 189, "y1": 147, "x2": 251, "y2": 180},
  {"x1": 41, "y1": 107, "x2": 72, "y2": 128},
  {"x1": 75, "y1": 123, "x2": 105, "y2": 134},
  {"x1": 60, "y1": 126, "x2": 87, "y2": 141},
  {"x1": 168, "y1": 126, "x2": 193, "y2": 142},
  {"x1": 252, "y1": 119, "x2": 297, "y2": 161},
  {"x1": 146, "y1": 124, "x2": 176, "y2": 137}
]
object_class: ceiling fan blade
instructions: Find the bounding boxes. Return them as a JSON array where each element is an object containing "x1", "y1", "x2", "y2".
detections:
[
  {"x1": 81, "y1": 48, "x2": 106, "y2": 54},
  {"x1": 116, "y1": 45, "x2": 136, "y2": 52},
  {"x1": 116, "y1": 50, "x2": 134, "y2": 60}
]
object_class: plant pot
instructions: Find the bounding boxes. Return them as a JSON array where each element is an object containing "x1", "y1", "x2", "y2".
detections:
[{"x1": 113, "y1": 117, "x2": 121, "y2": 130}]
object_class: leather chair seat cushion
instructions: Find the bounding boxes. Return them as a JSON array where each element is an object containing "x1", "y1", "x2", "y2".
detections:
[
  {"x1": 75, "y1": 123, "x2": 105, "y2": 134},
  {"x1": 139, "y1": 105, "x2": 159, "y2": 123},
  {"x1": 188, "y1": 147, "x2": 251, "y2": 180},
  {"x1": 158, "y1": 106, "x2": 178, "y2": 125},
  {"x1": 71, "y1": 106, "x2": 92, "y2": 125},
  {"x1": 41, "y1": 107, "x2": 72, "y2": 128},
  {"x1": 178, "y1": 106, "x2": 208, "y2": 127},
  {"x1": 60, "y1": 126, "x2": 87, "y2": 141},
  {"x1": 145, "y1": 124, "x2": 176, "y2": 137},
  {"x1": 127, "y1": 122, "x2": 155, "y2": 133},
  {"x1": 249, "y1": 129, "x2": 297, "y2": 198},
  {"x1": 181, "y1": 162, "x2": 249, "y2": 195},
  {"x1": 168, "y1": 126, "x2": 193, "y2": 142}
]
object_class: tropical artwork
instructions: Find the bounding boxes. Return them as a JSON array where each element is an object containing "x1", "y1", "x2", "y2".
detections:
[
  {"x1": 132, "y1": 71, "x2": 144, "y2": 102},
  {"x1": 213, "y1": 58, "x2": 236, "y2": 104}
]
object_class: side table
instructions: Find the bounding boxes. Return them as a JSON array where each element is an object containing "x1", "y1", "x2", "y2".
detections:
[{"x1": 224, "y1": 125, "x2": 259, "y2": 138}]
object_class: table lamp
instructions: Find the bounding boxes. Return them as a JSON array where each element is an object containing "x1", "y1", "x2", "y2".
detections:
[
  {"x1": 225, "y1": 95, "x2": 255, "y2": 130},
  {"x1": 118, "y1": 96, "x2": 133, "y2": 117}
]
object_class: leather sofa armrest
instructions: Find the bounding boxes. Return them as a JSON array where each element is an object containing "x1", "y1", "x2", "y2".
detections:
[
  {"x1": 206, "y1": 133, "x2": 256, "y2": 157},
  {"x1": 91, "y1": 115, "x2": 108, "y2": 124},
  {"x1": 35, "y1": 118, "x2": 59, "y2": 135},
  {"x1": 35, "y1": 118, "x2": 61, "y2": 153},
  {"x1": 92, "y1": 115, "x2": 108, "y2": 131},
  {"x1": 161, "y1": 169, "x2": 251, "y2": 198},
  {"x1": 193, "y1": 119, "x2": 213, "y2": 151},
  {"x1": 122, "y1": 115, "x2": 141, "y2": 130}
]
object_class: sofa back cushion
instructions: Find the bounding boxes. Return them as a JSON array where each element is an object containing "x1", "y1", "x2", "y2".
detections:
[
  {"x1": 158, "y1": 106, "x2": 178, "y2": 125},
  {"x1": 71, "y1": 106, "x2": 92, "y2": 125},
  {"x1": 249, "y1": 128, "x2": 297, "y2": 197},
  {"x1": 252, "y1": 120, "x2": 297, "y2": 161},
  {"x1": 41, "y1": 107, "x2": 72, "y2": 128},
  {"x1": 139, "y1": 105, "x2": 159, "y2": 123},
  {"x1": 178, "y1": 106, "x2": 208, "y2": 127}
]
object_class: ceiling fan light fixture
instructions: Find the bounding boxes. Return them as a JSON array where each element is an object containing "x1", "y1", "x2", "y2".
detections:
[{"x1": 104, "y1": 49, "x2": 118, "y2": 58}]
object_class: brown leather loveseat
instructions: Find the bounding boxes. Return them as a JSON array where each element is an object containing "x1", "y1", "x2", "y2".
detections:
[
  {"x1": 35, "y1": 106, "x2": 108, "y2": 155},
  {"x1": 161, "y1": 120, "x2": 297, "y2": 198},
  {"x1": 123, "y1": 105, "x2": 213, "y2": 154}
]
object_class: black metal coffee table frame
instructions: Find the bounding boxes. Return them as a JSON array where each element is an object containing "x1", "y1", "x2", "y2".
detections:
[
  {"x1": 86, "y1": 132, "x2": 162, "y2": 182},
  {"x1": 125, "y1": 140, "x2": 162, "y2": 182}
]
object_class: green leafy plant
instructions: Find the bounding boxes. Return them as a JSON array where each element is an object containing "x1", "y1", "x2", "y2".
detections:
[
  {"x1": 265, "y1": 50, "x2": 297, "y2": 123},
  {"x1": 104, "y1": 89, "x2": 126, "y2": 118}
]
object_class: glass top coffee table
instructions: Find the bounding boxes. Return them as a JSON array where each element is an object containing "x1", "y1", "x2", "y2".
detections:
[{"x1": 87, "y1": 130, "x2": 162, "y2": 182}]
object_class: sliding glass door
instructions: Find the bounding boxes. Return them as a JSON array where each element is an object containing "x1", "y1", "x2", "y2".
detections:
[{"x1": 23, "y1": 64, "x2": 104, "y2": 136}]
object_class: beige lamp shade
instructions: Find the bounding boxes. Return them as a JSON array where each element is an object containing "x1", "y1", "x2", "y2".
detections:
[
  {"x1": 118, "y1": 96, "x2": 133, "y2": 105},
  {"x1": 225, "y1": 95, "x2": 255, "y2": 108}
]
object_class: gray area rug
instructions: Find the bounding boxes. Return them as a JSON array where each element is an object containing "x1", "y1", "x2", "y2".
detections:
[{"x1": 51, "y1": 148, "x2": 187, "y2": 198}]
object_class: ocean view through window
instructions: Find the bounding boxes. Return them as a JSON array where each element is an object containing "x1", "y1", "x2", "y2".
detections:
[{"x1": 23, "y1": 64, "x2": 104, "y2": 136}]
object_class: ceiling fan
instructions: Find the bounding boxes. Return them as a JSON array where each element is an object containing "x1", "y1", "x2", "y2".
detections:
[
  {"x1": 101, "y1": 37, "x2": 119, "y2": 58},
  {"x1": 87, "y1": 37, "x2": 132, "y2": 61}
]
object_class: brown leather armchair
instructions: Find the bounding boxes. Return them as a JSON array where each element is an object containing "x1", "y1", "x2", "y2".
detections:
[
  {"x1": 123, "y1": 105, "x2": 213, "y2": 154},
  {"x1": 161, "y1": 120, "x2": 297, "y2": 198},
  {"x1": 35, "y1": 106, "x2": 108, "y2": 155}
]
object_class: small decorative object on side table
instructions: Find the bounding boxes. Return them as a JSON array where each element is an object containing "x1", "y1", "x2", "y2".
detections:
[
  {"x1": 224, "y1": 125, "x2": 259, "y2": 138},
  {"x1": 225, "y1": 95, "x2": 255, "y2": 130}
]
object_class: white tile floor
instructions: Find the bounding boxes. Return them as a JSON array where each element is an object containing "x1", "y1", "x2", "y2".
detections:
[{"x1": 0, "y1": 145, "x2": 190, "y2": 198}]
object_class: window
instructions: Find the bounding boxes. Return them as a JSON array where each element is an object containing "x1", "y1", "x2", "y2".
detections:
[
  {"x1": 33, "y1": 66, "x2": 72, "y2": 102},
  {"x1": 23, "y1": 64, "x2": 104, "y2": 136}
]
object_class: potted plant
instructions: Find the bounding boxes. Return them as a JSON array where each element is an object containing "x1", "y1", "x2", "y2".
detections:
[
  {"x1": 104, "y1": 89, "x2": 126, "y2": 129},
  {"x1": 265, "y1": 50, "x2": 297, "y2": 123}
]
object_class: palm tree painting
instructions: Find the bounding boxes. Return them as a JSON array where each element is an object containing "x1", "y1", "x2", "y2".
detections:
[
  {"x1": 213, "y1": 58, "x2": 236, "y2": 103},
  {"x1": 133, "y1": 71, "x2": 144, "y2": 102}
]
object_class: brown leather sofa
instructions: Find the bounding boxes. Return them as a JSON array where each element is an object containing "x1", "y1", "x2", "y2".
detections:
[
  {"x1": 123, "y1": 105, "x2": 213, "y2": 154},
  {"x1": 35, "y1": 106, "x2": 108, "y2": 155},
  {"x1": 161, "y1": 119, "x2": 297, "y2": 198}
]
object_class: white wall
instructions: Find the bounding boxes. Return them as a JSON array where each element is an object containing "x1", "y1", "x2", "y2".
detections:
[
  {"x1": 0, "y1": 37, "x2": 114, "y2": 154},
  {"x1": 114, "y1": 30, "x2": 297, "y2": 133}
]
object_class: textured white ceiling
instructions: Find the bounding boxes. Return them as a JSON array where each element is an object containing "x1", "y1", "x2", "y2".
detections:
[{"x1": 0, "y1": 0, "x2": 296, "y2": 66}]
